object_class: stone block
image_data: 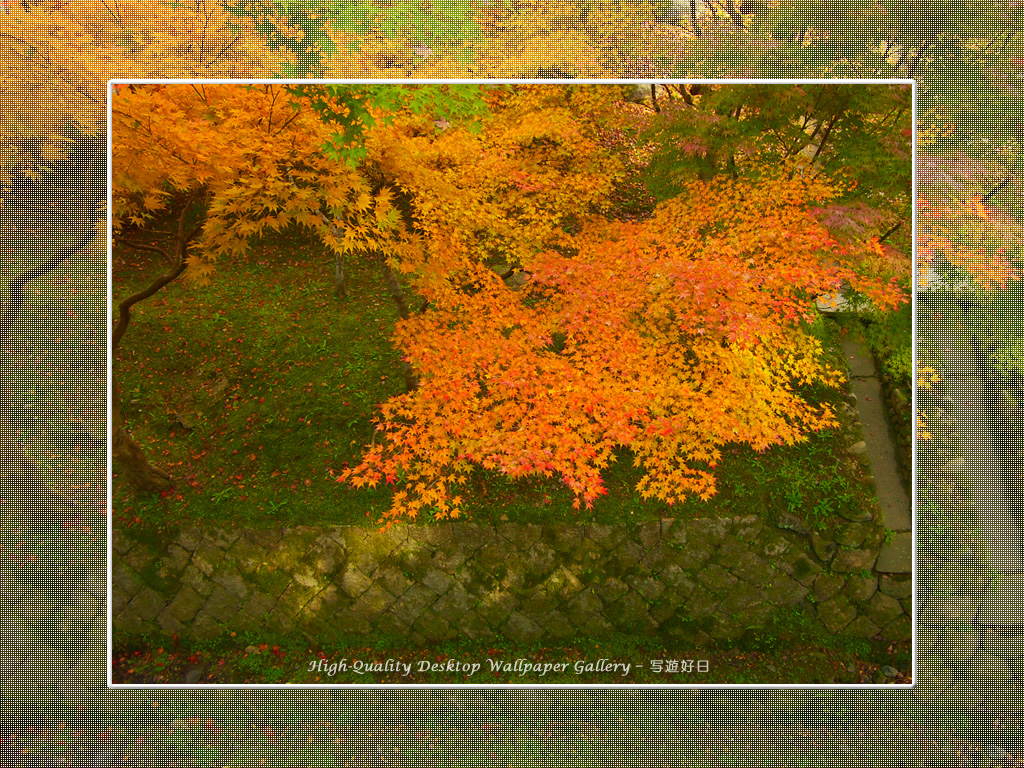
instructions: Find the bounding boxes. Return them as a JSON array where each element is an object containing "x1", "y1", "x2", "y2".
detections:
[
  {"x1": 809, "y1": 531, "x2": 837, "y2": 563},
  {"x1": 639, "y1": 541, "x2": 669, "y2": 570},
  {"x1": 762, "y1": 572, "x2": 808, "y2": 607},
  {"x1": 456, "y1": 613, "x2": 496, "y2": 643},
  {"x1": 190, "y1": 611, "x2": 228, "y2": 641},
  {"x1": 201, "y1": 584, "x2": 243, "y2": 625},
  {"x1": 522, "y1": 541, "x2": 558, "y2": 579},
  {"x1": 476, "y1": 589, "x2": 515, "y2": 628},
  {"x1": 637, "y1": 520, "x2": 661, "y2": 551},
  {"x1": 375, "y1": 611, "x2": 411, "y2": 638},
  {"x1": 816, "y1": 593, "x2": 857, "y2": 634},
  {"x1": 421, "y1": 567, "x2": 456, "y2": 596},
  {"x1": 839, "y1": 614, "x2": 881, "y2": 640},
  {"x1": 308, "y1": 537, "x2": 346, "y2": 577},
  {"x1": 939, "y1": 624, "x2": 980, "y2": 667},
  {"x1": 161, "y1": 584, "x2": 206, "y2": 626},
  {"x1": 203, "y1": 527, "x2": 240, "y2": 551},
  {"x1": 593, "y1": 576, "x2": 629, "y2": 604},
  {"x1": 695, "y1": 563, "x2": 737, "y2": 594},
  {"x1": 661, "y1": 519, "x2": 688, "y2": 547},
  {"x1": 503, "y1": 611, "x2": 544, "y2": 644},
  {"x1": 830, "y1": 546, "x2": 877, "y2": 573},
  {"x1": 237, "y1": 590, "x2": 278, "y2": 625},
  {"x1": 547, "y1": 524, "x2": 584, "y2": 554},
  {"x1": 875, "y1": 532, "x2": 913, "y2": 573},
  {"x1": 125, "y1": 586, "x2": 165, "y2": 622},
  {"x1": 978, "y1": 573, "x2": 1024, "y2": 625},
  {"x1": 625, "y1": 574, "x2": 665, "y2": 603},
  {"x1": 717, "y1": 588, "x2": 767, "y2": 619},
  {"x1": 758, "y1": 530, "x2": 793, "y2": 560},
  {"x1": 863, "y1": 591, "x2": 904, "y2": 629},
  {"x1": 431, "y1": 585, "x2": 474, "y2": 619},
  {"x1": 411, "y1": 524, "x2": 454, "y2": 548},
  {"x1": 161, "y1": 543, "x2": 193, "y2": 574},
  {"x1": 190, "y1": 540, "x2": 226, "y2": 577},
  {"x1": 175, "y1": 525, "x2": 203, "y2": 553},
  {"x1": 878, "y1": 573, "x2": 912, "y2": 600},
  {"x1": 412, "y1": 611, "x2": 456, "y2": 642},
  {"x1": 349, "y1": 583, "x2": 396, "y2": 622},
  {"x1": 683, "y1": 585, "x2": 720, "y2": 619},
  {"x1": 716, "y1": 533, "x2": 752, "y2": 564},
  {"x1": 430, "y1": 547, "x2": 469, "y2": 575},
  {"x1": 846, "y1": 573, "x2": 878, "y2": 603},
  {"x1": 536, "y1": 610, "x2": 576, "y2": 638},
  {"x1": 337, "y1": 569, "x2": 370, "y2": 606},
  {"x1": 301, "y1": 584, "x2": 342, "y2": 621},
  {"x1": 835, "y1": 522, "x2": 872, "y2": 549},
  {"x1": 912, "y1": 662, "x2": 951, "y2": 703},
  {"x1": 569, "y1": 537, "x2": 605, "y2": 566},
  {"x1": 541, "y1": 566, "x2": 585, "y2": 601},
  {"x1": 155, "y1": 611, "x2": 187, "y2": 638},
  {"x1": 389, "y1": 584, "x2": 437, "y2": 628},
  {"x1": 981, "y1": 627, "x2": 1024, "y2": 658},
  {"x1": 521, "y1": 586, "x2": 557, "y2": 616},
  {"x1": 375, "y1": 565, "x2": 412, "y2": 599},
  {"x1": 577, "y1": 612, "x2": 615, "y2": 636},
  {"x1": 566, "y1": 588, "x2": 605, "y2": 623},
  {"x1": 584, "y1": 523, "x2": 619, "y2": 548},
  {"x1": 609, "y1": 592, "x2": 657, "y2": 632},
  {"x1": 211, "y1": 566, "x2": 251, "y2": 600},
  {"x1": 775, "y1": 511, "x2": 813, "y2": 536},
  {"x1": 659, "y1": 564, "x2": 697, "y2": 599},
  {"x1": 729, "y1": 551, "x2": 773, "y2": 586},
  {"x1": 974, "y1": 651, "x2": 1011, "y2": 688}
]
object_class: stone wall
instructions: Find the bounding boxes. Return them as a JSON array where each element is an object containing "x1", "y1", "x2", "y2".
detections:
[{"x1": 113, "y1": 506, "x2": 911, "y2": 648}]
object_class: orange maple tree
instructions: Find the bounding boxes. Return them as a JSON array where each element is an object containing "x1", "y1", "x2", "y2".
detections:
[
  {"x1": 110, "y1": 83, "x2": 623, "y2": 491},
  {"x1": 338, "y1": 162, "x2": 907, "y2": 525}
]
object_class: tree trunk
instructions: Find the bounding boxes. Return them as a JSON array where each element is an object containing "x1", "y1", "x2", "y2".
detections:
[
  {"x1": 111, "y1": 376, "x2": 172, "y2": 493},
  {"x1": 381, "y1": 261, "x2": 420, "y2": 392},
  {"x1": 111, "y1": 192, "x2": 200, "y2": 492},
  {"x1": 334, "y1": 254, "x2": 349, "y2": 297}
]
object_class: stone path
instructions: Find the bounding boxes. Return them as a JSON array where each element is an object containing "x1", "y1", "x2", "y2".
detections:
[
  {"x1": 914, "y1": 300, "x2": 1023, "y2": 719},
  {"x1": 841, "y1": 332, "x2": 913, "y2": 573}
]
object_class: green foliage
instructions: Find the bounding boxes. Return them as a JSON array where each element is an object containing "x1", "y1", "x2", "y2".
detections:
[
  {"x1": 860, "y1": 303, "x2": 913, "y2": 382},
  {"x1": 315, "y1": 0, "x2": 483, "y2": 47},
  {"x1": 287, "y1": 84, "x2": 492, "y2": 165},
  {"x1": 638, "y1": 83, "x2": 911, "y2": 222}
]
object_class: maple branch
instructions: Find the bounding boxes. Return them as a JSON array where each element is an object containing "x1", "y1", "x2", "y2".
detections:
[
  {"x1": 113, "y1": 191, "x2": 202, "y2": 351},
  {"x1": 119, "y1": 238, "x2": 177, "y2": 264},
  {"x1": 981, "y1": 175, "x2": 1012, "y2": 203},
  {"x1": 200, "y1": 0, "x2": 212, "y2": 61},
  {"x1": 272, "y1": 106, "x2": 304, "y2": 137},
  {"x1": 206, "y1": 32, "x2": 242, "y2": 67},
  {"x1": 266, "y1": 84, "x2": 278, "y2": 136},
  {"x1": 2, "y1": 219, "x2": 99, "y2": 358},
  {"x1": 877, "y1": 221, "x2": 902, "y2": 243},
  {"x1": 112, "y1": 254, "x2": 188, "y2": 351},
  {"x1": 809, "y1": 112, "x2": 842, "y2": 166},
  {"x1": 97, "y1": 0, "x2": 123, "y2": 29}
]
